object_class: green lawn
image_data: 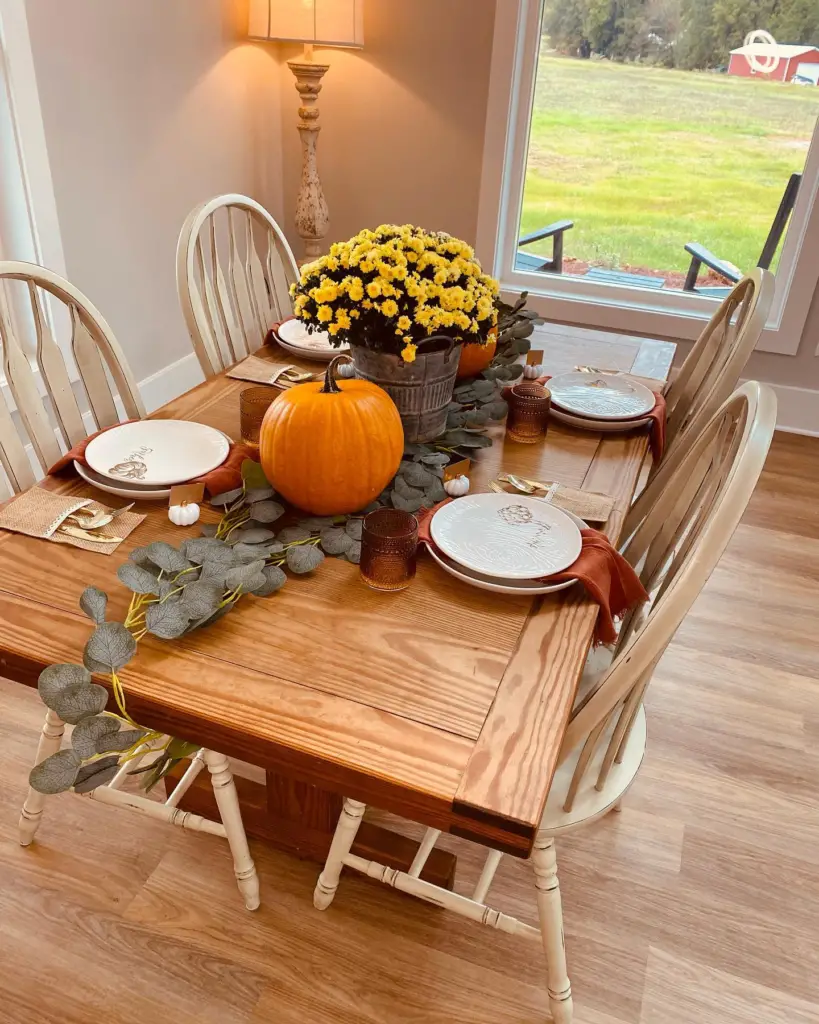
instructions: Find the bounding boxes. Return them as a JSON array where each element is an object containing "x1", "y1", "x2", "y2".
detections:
[{"x1": 520, "y1": 53, "x2": 819, "y2": 277}]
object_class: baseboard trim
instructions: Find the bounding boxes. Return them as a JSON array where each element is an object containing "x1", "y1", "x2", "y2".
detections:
[
  {"x1": 138, "y1": 352, "x2": 205, "y2": 413},
  {"x1": 741, "y1": 379, "x2": 819, "y2": 438}
]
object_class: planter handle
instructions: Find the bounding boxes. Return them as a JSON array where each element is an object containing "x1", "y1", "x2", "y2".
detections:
[{"x1": 415, "y1": 333, "x2": 457, "y2": 356}]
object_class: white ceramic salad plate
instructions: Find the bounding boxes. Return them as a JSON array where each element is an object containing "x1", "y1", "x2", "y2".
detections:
[
  {"x1": 429, "y1": 493, "x2": 583, "y2": 581},
  {"x1": 548, "y1": 371, "x2": 655, "y2": 421},
  {"x1": 85, "y1": 420, "x2": 229, "y2": 487},
  {"x1": 426, "y1": 508, "x2": 585, "y2": 595},
  {"x1": 275, "y1": 318, "x2": 350, "y2": 362}
]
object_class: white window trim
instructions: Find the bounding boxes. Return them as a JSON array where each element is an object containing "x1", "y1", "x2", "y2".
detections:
[{"x1": 476, "y1": 0, "x2": 819, "y2": 356}]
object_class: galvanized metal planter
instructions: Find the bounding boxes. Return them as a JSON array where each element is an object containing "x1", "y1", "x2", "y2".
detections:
[{"x1": 350, "y1": 336, "x2": 462, "y2": 443}]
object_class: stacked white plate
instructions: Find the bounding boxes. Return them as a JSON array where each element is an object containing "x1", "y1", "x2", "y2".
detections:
[
  {"x1": 548, "y1": 371, "x2": 655, "y2": 433},
  {"x1": 78, "y1": 420, "x2": 231, "y2": 500},
  {"x1": 427, "y1": 493, "x2": 585, "y2": 596},
  {"x1": 274, "y1": 318, "x2": 350, "y2": 363}
]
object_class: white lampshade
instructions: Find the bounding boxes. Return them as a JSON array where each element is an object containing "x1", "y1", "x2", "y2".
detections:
[{"x1": 249, "y1": 0, "x2": 364, "y2": 48}]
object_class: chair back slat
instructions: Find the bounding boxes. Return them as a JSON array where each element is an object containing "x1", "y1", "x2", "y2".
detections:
[
  {"x1": 29, "y1": 282, "x2": 87, "y2": 446},
  {"x1": 665, "y1": 269, "x2": 773, "y2": 454},
  {"x1": 0, "y1": 285, "x2": 62, "y2": 469},
  {"x1": 558, "y1": 381, "x2": 777, "y2": 809},
  {"x1": 177, "y1": 195, "x2": 299, "y2": 377},
  {"x1": 0, "y1": 261, "x2": 144, "y2": 493}
]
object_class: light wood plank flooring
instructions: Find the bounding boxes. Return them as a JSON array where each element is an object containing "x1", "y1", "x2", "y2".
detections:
[{"x1": 0, "y1": 430, "x2": 817, "y2": 1024}]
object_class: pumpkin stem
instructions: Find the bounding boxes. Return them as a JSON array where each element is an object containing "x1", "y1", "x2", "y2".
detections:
[{"x1": 322, "y1": 354, "x2": 354, "y2": 394}]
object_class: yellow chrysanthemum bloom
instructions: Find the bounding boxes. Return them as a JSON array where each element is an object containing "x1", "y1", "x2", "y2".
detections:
[
  {"x1": 316, "y1": 305, "x2": 334, "y2": 323},
  {"x1": 328, "y1": 322, "x2": 341, "y2": 336},
  {"x1": 397, "y1": 315, "x2": 411, "y2": 331},
  {"x1": 401, "y1": 342, "x2": 418, "y2": 363},
  {"x1": 335, "y1": 309, "x2": 352, "y2": 330},
  {"x1": 380, "y1": 299, "x2": 399, "y2": 318},
  {"x1": 366, "y1": 280, "x2": 382, "y2": 299},
  {"x1": 347, "y1": 278, "x2": 364, "y2": 301}
]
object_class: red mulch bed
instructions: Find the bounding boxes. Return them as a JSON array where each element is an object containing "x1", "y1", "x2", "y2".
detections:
[{"x1": 562, "y1": 257, "x2": 728, "y2": 289}]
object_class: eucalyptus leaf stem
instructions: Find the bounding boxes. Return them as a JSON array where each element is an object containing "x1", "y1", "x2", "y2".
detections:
[
  {"x1": 110, "y1": 671, "x2": 141, "y2": 729},
  {"x1": 222, "y1": 512, "x2": 252, "y2": 541}
]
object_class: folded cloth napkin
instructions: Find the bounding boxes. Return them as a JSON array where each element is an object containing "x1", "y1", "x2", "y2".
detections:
[
  {"x1": 47, "y1": 422, "x2": 255, "y2": 498},
  {"x1": 508, "y1": 375, "x2": 667, "y2": 462},
  {"x1": 264, "y1": 316, "x2": 296, "y2": 348},
  {"x1": 417, "y1": 499, "x2": 648, "y2": 645}
]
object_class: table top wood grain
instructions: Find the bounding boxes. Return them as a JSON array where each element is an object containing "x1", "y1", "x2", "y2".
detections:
[{"x1": 0, "y1": 327, "x2": 675, "y2": 855}]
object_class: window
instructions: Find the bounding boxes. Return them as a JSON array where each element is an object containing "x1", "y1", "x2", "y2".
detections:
[{"x1": 478, "y1": 0, "x2": 819, "y2": 354}]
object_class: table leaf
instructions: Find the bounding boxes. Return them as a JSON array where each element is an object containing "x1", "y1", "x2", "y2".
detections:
[
  {"x1": 319, "y1": 527, "x2": 353, "y2": 556},
  {"x1": 200, "y1": 523, "x2": 219, "y2": 537},
  {"x1": 278, "y1": 525, "x2": 312, "y2": 544},
  {"x1": 241, "y1": 460, "x2": 270, "y2": 491},
  {"x1": 487, "y1": 401, "x2": 509, "y2": 420},
  {"x1": 249, "y1": 500, "x2": 285, "y2": 524},
  {"x1": 71, "y1": 714, "x2": 121, "y2": 758},
  {"x1": 84, "y1": 622, "x2": 138, "y2": 673},
  {"x1": 48, "y1": 682, "x2": 109, "y2": 725},
  {"x1": 393, "y1": 477, "x2": 424, "y2": 501},
  {"x1": 286, "y1": 544, "x2": 325, "y2": 574},
  {"x1": 230, "y1": 527, "x2": 276, "y2": 546},
  {"x1": 38, "y1": 663, "x2": 92, "y2": 706},
  {"x1": 419, "y1": 453, "x2": 450, "y2": 466},
  {"x1": 232, "y1": 542, "x2": 274, "y2": 563},
  {"x1": 98, "y1": 728, "x2": 146, "y2": 754},
  {"x1": 117, "y1": 562, "x2": 162, "y2": 595},
  {"x1": 255, "y1": 564, "x2": 287, "y2": 596},
  {"x1": 145, "y1": 541, "x2": 191, "y2": 573},
  {"x1": 146, "y1": 601, "x2": 191, "y2": 640},
  {"x1": 79, "y1": 586, "x2": 108, "y2": 625},
  {"x1": 180, "y1": 580, "x2": 223, "y2": 619},
  {"x1": 403, "y1": 463, "x2": 436, "y2": 489},
  {"x1": 345, "y1": 519, "x2": 363, "y2": 541},
  {"x1": 29, "y1": 749, "x2": 82, "y2": 795},
  {"x1": 225, "y1": 559, "x2": 267, "y2": 591},
  {"x1": 391, "y1": 491, "x2": 424, "y2": 514},
  {"x1": 244, "y1": 486, "x2": 275, "y2": 503},
  {"x1": 210, "y1": 487, "x2": 245, "y2": 507},
  {"x1": 73, "y1": 756, "x2": 121, "y2": 794},
  {"x1": 424, "y1": 478, "x2": 447, "y2": 504},
  {"x1": 182, "y1": 537, "x2": 230, "y2": 564},
  {"x1": 344, "y1": 540, "x2": 362, "y2": 565}
]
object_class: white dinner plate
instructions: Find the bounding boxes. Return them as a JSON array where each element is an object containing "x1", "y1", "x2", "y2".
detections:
[
  {"x1": 275, "y1": 318, "x2": 350, "y2": 362},
  {"x1": 550, "y1": 406, "x2": 652, "y2": 434},
  {"x1": 426, "y1": 508, "x2": 585, "y2": 595},
  {"x1": 430, "y1": 493, "x2": 583, "y2": 580},
  {"x1": 548, "y1": 371, "x2": 656, "y2": 421},
  {"x1": 74, "y1": 460, "x2": 172, "y2": 501},
  {"x1": 85, "y1": 420, "x2": 230, "y2": 486}
]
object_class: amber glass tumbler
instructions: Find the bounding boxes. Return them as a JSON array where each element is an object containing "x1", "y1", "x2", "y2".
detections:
[
  {"x1": 239, "y1": 386, "x2": 277, "y2": 447},
  {"x1": 505, "y1": 382, "x2": 552, "y2": 443},
  {"x1": 360, "y1": 508, "x2": 419, "y2": 592}
]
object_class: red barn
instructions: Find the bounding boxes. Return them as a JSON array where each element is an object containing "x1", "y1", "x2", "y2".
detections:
[{"x1": 728, "y1": 43, "x2": 819, "y2": 83}]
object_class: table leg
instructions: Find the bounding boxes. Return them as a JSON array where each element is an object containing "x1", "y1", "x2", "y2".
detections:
[{"x1": 164, "y1": 765, "x2": 456, "y2": 890}]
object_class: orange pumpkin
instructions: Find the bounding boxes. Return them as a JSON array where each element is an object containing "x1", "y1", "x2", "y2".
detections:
[
  {"x1": 456, "y1": 327, "x2": 498, "y2": 379},
  {"x1": 259, "y1": 356, "x2": 404, "y2": 515}
]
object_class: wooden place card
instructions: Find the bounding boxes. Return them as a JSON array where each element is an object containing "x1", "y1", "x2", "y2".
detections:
[
  {"x1": 444, "y1": 458, "x2": 472, "y2": 482},
  {"x1": 527, "y1": 349, "x2": 545, "y2": 366},
  {"x1": 169, "y1": 482, "x2": 205, "y2": 508}
]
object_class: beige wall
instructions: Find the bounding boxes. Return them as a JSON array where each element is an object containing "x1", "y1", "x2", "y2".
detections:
[
  {"x1": 26, "y1": 0, "x2": 283, "y2": 383},
  {"x1": 276, "y1": 0, "x2": 496, "y2": 255}
]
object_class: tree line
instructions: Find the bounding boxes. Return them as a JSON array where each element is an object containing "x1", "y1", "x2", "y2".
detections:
[{"x1": 543, "y1": 0, "x2": 819, "y2": 69}]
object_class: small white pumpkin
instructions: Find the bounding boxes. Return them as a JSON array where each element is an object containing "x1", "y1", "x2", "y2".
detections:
[
  {"x1": 444, "y1": 475, "x2": 470, "y2": 498},
  {"x1": 336, "y1": 362, "x2": 357, "y2": 379},
  {"x1": 168, "y1": 502, "x2": 200, "y2": 527},
  {"x1": 523, "y1": 363, "x2": 546, "y2": 379}
]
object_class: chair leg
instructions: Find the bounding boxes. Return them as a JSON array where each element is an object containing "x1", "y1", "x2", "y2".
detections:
[
  {"x1": 532, "y1": 837, "x2": 573, "y2": 1024},
  {"x1": 19, "y1": 709, "x2": 65, "y2": 847},
  {"x1": 612, "y1": 799, "x2": 623, "y2": 813},
  {"x1": 203, "y1": 750, "x2": 260, "y2": 911},
  {"x1": 314, "y1": 797, "x2": 366, "y2": 910}
]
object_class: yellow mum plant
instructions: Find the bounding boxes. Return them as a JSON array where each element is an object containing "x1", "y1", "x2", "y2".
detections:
[{"x1": 290, "y1": 225, "x2": 499, "y2": 363}]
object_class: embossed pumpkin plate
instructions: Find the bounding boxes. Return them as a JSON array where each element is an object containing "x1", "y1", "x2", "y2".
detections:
[
  {"x1": 548, "y1": 371, "x2": 655, "y2": 421},
  {"x1": 275, "y1": 318, "x2": 349, "y2": 362},
  {"x1": 85, "y1": 420, "x2": 230, "y2": 486},
  {"x1": 430, "y1": 493, "x2": 583, "y2": 580}
]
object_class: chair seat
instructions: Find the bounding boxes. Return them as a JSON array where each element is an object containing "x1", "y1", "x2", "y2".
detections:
[{"x1": 539, "y1": 705, "x2": 646, "y2": 837}]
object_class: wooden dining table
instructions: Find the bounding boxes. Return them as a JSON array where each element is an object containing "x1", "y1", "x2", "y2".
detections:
[{"x1": 0, "y1": 329, "x2": 674, "y2": 887}]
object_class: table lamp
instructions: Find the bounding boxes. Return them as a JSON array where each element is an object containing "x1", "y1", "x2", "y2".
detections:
[{"x1": 249, "y1": 0, "x2": 364, "y2": 259}]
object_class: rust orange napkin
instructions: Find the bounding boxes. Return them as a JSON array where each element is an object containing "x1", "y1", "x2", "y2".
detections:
[
  {"x1": 47, "y1": 422, "x2": 255, "y2": 498},
  {"x1": 507, "y1": 374, "x2": 667, "y2": 462},
  {"x1": 264, "y1": 315, "x2": 296, "y2": 348},
  {"x1": 417, "y1": 500, "x2": 647, "y2": 645}
]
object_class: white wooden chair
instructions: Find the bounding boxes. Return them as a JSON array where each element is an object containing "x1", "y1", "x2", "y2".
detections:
[
  {"x1": 310, "y1": 381, "x2": 777, "y2": 1023},
  {"x1": 0, "y1": 261, "x2": 145, "y2": 491},
  {"x1": 663, "y1": 267, "x2": 773, "y2": 456},
  {"x1": 1, "y1": 262, "x2": 259, "y2": 911},
  {"x1": 176, "y1": 194, "x2": 299, "y2": 377}
]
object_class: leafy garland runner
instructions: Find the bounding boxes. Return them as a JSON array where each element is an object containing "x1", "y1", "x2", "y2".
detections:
[{"x1": 28, "y1": 294, "x2": 543, "y2": 798}]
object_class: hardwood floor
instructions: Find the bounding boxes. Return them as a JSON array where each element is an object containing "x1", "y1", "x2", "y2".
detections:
[{"x1": 1, "y1": 430, "x2": 817, "y2": 1024}]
